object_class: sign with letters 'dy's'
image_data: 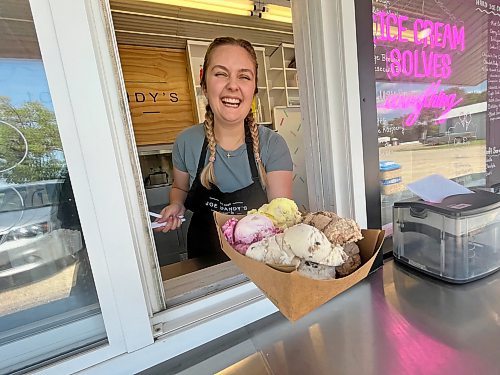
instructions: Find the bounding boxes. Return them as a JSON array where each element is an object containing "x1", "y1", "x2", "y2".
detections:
[{"x1": 118, "y1": 45, "x2": 195, "y2": 145}]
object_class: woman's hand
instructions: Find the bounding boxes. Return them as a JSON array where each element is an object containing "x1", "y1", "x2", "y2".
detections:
[
  {"x1": 155, "y1": 167, "x2": 190, "y2": 232},
  {"x1": 154, "y1": 202, "x2": 186, "y2": 232}
]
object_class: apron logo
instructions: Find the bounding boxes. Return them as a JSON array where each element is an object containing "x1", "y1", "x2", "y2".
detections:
[{"x1": 205, "y1": 198, "x2": 247, "y2": 213}]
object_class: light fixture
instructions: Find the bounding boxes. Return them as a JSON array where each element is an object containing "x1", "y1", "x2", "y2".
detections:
[
  {"x1": 258, "y1": 4, "x2": 292, "y2": 23},
  {"x1": 138, "y1": 0, "x2": 254, "y2": 16},
  {"x1": 259, "y1": 12, "x2": 292, "y2": 23},
  {"x1": 263, "y1": 4, "x2": 292, "y2": 18}
]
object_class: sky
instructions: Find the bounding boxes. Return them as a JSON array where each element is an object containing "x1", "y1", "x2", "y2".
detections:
[
  {"x1": 0, "y1": 59, "x2": 59, "y2": 184},
  {"x1": 0, "y1": 58, "x2": 53, "y2": 111}
]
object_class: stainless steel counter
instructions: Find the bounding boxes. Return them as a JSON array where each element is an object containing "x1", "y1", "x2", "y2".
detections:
[{"x1": 143, "y1": 260, "x2": 500, "y2": 375}]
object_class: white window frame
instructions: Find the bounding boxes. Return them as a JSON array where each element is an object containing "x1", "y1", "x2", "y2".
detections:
[
  {"x1": 16, "y1": 0, "x2": 368, "y2": 373},
  {"x1": 292, "y1": 0, "x2": 368, "y2": 227},
  {"x1": 1, "y1": 0, "x2": 155, "y2": 373}
]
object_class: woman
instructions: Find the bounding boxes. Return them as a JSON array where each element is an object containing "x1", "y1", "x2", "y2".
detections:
[{"x1": 156, "y1": 37, "x2": 293, "y2": 260}]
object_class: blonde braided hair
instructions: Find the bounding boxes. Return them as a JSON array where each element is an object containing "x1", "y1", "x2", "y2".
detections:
[
  {"x1": 200, "y1": 105, "x2": 217, "y2": 188},
  {"x1": 200, "y1": 37, "x2": 265, "y2": 189},
  {"x1": 246, "y1": 111, "x2": 268, "y2": 188}
]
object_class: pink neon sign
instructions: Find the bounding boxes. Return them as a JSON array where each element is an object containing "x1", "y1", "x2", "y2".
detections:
[
  {"x1": 388, "y1": 49, "x2": 452, "y2": 79},
  {"x1": 378, "y1": 80, "x2": 463, "y2": 127},
  {"x1": 373, "y1": 11, "x2": 465, "y2": 51},
  {"x1": 373, "y1": 10, "x2": 466, "y2": 126}
]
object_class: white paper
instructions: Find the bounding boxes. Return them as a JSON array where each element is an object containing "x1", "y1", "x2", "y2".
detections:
[
  {"x1": 406, "y1": 174, "x2": 473, "y2": 203},
  {"x1": 149, "y1": 211, "x2": 162, "y2": 219},
  {"x1": 151, "y1": 221, "x2": 166, "y2": 229}
]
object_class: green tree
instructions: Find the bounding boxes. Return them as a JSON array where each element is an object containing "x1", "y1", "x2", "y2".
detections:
[{"x1": 0, "y1": 96, "x2": 65, "y2": 183}]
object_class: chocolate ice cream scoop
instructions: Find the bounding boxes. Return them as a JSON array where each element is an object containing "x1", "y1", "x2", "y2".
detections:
[
  {"x1": 335, "y1": 242, "x2": 362, "y2": 277},
  {"x1": 302, "y1": 211, "x2": 363, "y2": 245}
]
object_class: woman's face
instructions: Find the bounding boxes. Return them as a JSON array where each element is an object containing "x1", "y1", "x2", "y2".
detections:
[{"x1": 204, "y1": 45, "x2": 256, "y2": 127}]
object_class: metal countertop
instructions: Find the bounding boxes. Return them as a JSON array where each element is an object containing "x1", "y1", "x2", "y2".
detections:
[{"x1": 144, "y1": 260, "x2": 500, "y2": 375}]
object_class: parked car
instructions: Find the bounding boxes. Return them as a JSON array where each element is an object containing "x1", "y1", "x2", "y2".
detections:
[
  {"x1": 421, "y1": 131, "x2": 473, "y2": 146},
  {"x1": 0, "y1": 177, "x2": 84, "y2": 289}
]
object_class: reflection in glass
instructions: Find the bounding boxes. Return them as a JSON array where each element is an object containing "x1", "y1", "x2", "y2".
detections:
[
  {"x1": 0, "y1": 1, "x2": 106, "y2": 373},
  {"x1": 371, "y1": 1, "x2": 489, "y2": 231}
]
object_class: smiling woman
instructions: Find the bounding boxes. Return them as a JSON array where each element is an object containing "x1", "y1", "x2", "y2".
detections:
[{"x1": 154, "y1": 37, "x2": 294, "y2": 264}]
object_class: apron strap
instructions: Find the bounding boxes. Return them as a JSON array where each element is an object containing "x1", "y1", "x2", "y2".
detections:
[
  {"x1": 196, "y1": 138, "x2": 209, "y2": 175},
  {"x1": 245, "y1": 138, "x2": 260, "y2": 181}
]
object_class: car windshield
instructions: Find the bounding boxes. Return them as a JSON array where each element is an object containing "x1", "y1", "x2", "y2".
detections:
[{"x1": 0, "y1": 179, "x2": 64, "y2": 213}]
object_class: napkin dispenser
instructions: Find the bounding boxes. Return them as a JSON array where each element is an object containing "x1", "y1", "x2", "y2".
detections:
[{"x1": 393, "y1": 190, "x2": 500, "y2": 283}]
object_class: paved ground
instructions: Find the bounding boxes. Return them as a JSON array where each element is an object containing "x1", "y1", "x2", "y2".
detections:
[
  {"x1": 0, "y1": 264, "x2": 76, "y2": 316},
  {"x1": 379, "y1": 141, "x2": 486, "y2": 185},
  {"x1": 379, "y1": 141, "x2": 486, "y2": 228}
]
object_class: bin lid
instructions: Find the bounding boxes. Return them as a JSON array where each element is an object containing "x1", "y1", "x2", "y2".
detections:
[
  {"x1": 380, "y1": 160, "x2": 401, "y2": 171},
  {"x1": 394, "y1": 189, "x2": 500, "y2": 217}
]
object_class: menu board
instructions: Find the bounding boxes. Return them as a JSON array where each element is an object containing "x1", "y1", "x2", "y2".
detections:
[
  {"x1": 373, "y1": 0, "x2": 500, "y2": 187},
  {"x1": 487, "y1": 12, "x2": 500, "y2": 185}
]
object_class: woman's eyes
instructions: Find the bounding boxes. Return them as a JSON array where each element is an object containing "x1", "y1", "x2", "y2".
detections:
[{"x1": 214, "y1": 72, "x2": 252, "y2": 80}]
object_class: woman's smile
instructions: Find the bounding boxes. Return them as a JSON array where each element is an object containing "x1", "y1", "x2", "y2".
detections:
[{"x1": 221, "y1": 97, "x2": 241, "y2": 108}]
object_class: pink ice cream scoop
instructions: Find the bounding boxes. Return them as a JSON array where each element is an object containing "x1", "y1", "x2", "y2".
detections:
[
  {"x1": 222, "y1": 214, "x2": 278, "y2": 254},
  {"x1": 234, "y1": 214, "x2": 278, "y2": 253},
  {"x1": 222, "y1": 218, "x2": 239, "y2": 245}
]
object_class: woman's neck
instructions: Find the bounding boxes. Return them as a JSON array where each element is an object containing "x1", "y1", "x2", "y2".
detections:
[{"x1": 214, "y1": 122, "x2": 245, "y2": 151}]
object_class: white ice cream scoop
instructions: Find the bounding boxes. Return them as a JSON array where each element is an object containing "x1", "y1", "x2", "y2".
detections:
[
  {"x1": 282, "y1": 224, "x2": 348, "y2": 266},
  {"x1": 246, "y1": 233, "x2": 299, "y2": 266}
]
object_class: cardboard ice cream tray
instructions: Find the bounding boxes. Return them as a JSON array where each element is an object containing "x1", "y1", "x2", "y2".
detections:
[{"x1": 214, "y1": 212, "x2": 385, "y2": 321}]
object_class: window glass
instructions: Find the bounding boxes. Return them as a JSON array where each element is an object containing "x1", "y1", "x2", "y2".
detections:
[
  {"x1": 0, "y1": 1, "x2": 106, "y2": 372},
  {"x1": 372, "y1": 0, "x2": 493, "y2": 233}
]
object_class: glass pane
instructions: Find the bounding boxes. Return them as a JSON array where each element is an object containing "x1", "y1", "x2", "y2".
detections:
[
  {"x1": 0, "y1": 1, "x2": 106, "y2": 372},
  {"x1": 372, "y1": 1, "x2": 490, "y2": 234}
]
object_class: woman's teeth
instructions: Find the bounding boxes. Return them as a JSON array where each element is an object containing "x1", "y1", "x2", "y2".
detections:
[{"x1": 222, "y1": 98, "x2": 241, "y2": 107}]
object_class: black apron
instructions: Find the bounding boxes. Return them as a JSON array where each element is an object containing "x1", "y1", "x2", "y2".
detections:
[{"x1": 185, "y1": 136, "x2": 268, "y2": 260}]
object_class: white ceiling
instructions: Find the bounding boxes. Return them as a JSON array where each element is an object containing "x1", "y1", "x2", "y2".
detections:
[{"x1": 110, "y1": 0, "x2": 295, "y2": 55}]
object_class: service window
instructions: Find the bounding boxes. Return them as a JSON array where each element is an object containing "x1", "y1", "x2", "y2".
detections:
[{"x1": 107, "y1": 0, "x2": 311, "y2": 308}]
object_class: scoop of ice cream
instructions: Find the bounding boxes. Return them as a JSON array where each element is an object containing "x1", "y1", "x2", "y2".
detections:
[
  {"x1": 282, "y1": 223, "x2": 348, "y2": 266},
  {"x1": 248, "y1": 198, "x2": 302, "y2": 230},
  {"x1": 223, "y1": 214, "x2": 279, "y2": 254},
  {"x1": 297, "y1": 260, "x2": 336, "y2": 280},
  {"x1": 302, "y1": 211, "x2": 363, "y2": 245},
  {"x1": 222, "y1": 217, "x2": 239, "y2": 245},
  {"x1": 234, "y1": 213, "x2": 278, "y2": 244},
  {"x1": 335, "y1": 242, "x2": 362, "y2": 277},
  {"x1": 246, "y1": 233, "x2": 299, "y2": 266}
]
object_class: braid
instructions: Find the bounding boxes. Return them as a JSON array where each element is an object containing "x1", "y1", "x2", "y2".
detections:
[
  {"x1": 200, "y1": 105, "x2": 217, "y2": 189},
  {"x1": 246, "y1": 112, "x2": 268, "y2": 189}
]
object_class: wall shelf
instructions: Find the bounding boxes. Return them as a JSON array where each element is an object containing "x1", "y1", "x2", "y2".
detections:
[{"x1": 266, "y1": 43, "x2": 300, "y2": 109}]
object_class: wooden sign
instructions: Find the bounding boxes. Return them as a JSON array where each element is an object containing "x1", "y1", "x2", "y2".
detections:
[{"x1": 118, "y1": 45, "x2": 196, "y2": 145}]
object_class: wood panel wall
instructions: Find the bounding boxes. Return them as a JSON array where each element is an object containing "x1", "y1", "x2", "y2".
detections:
[{"x1": 118, "y1": 45, "x2": 195, "y2": 145}]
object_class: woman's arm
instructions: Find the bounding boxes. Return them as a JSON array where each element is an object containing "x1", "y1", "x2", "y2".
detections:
[
  {"x1": 169, "y1": 167, "x2": 190, "y2": 205},
  {"x1": 266, "y1": 170, "x2": 293, "y2": 201},
  {"x1": 156, "y1": 167, "x2": 190, "y2": 232}
]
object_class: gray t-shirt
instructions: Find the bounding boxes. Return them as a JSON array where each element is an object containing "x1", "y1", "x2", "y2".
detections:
[{"x1": 173, "y1": 124, "x2": 292, "y2": 193}]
